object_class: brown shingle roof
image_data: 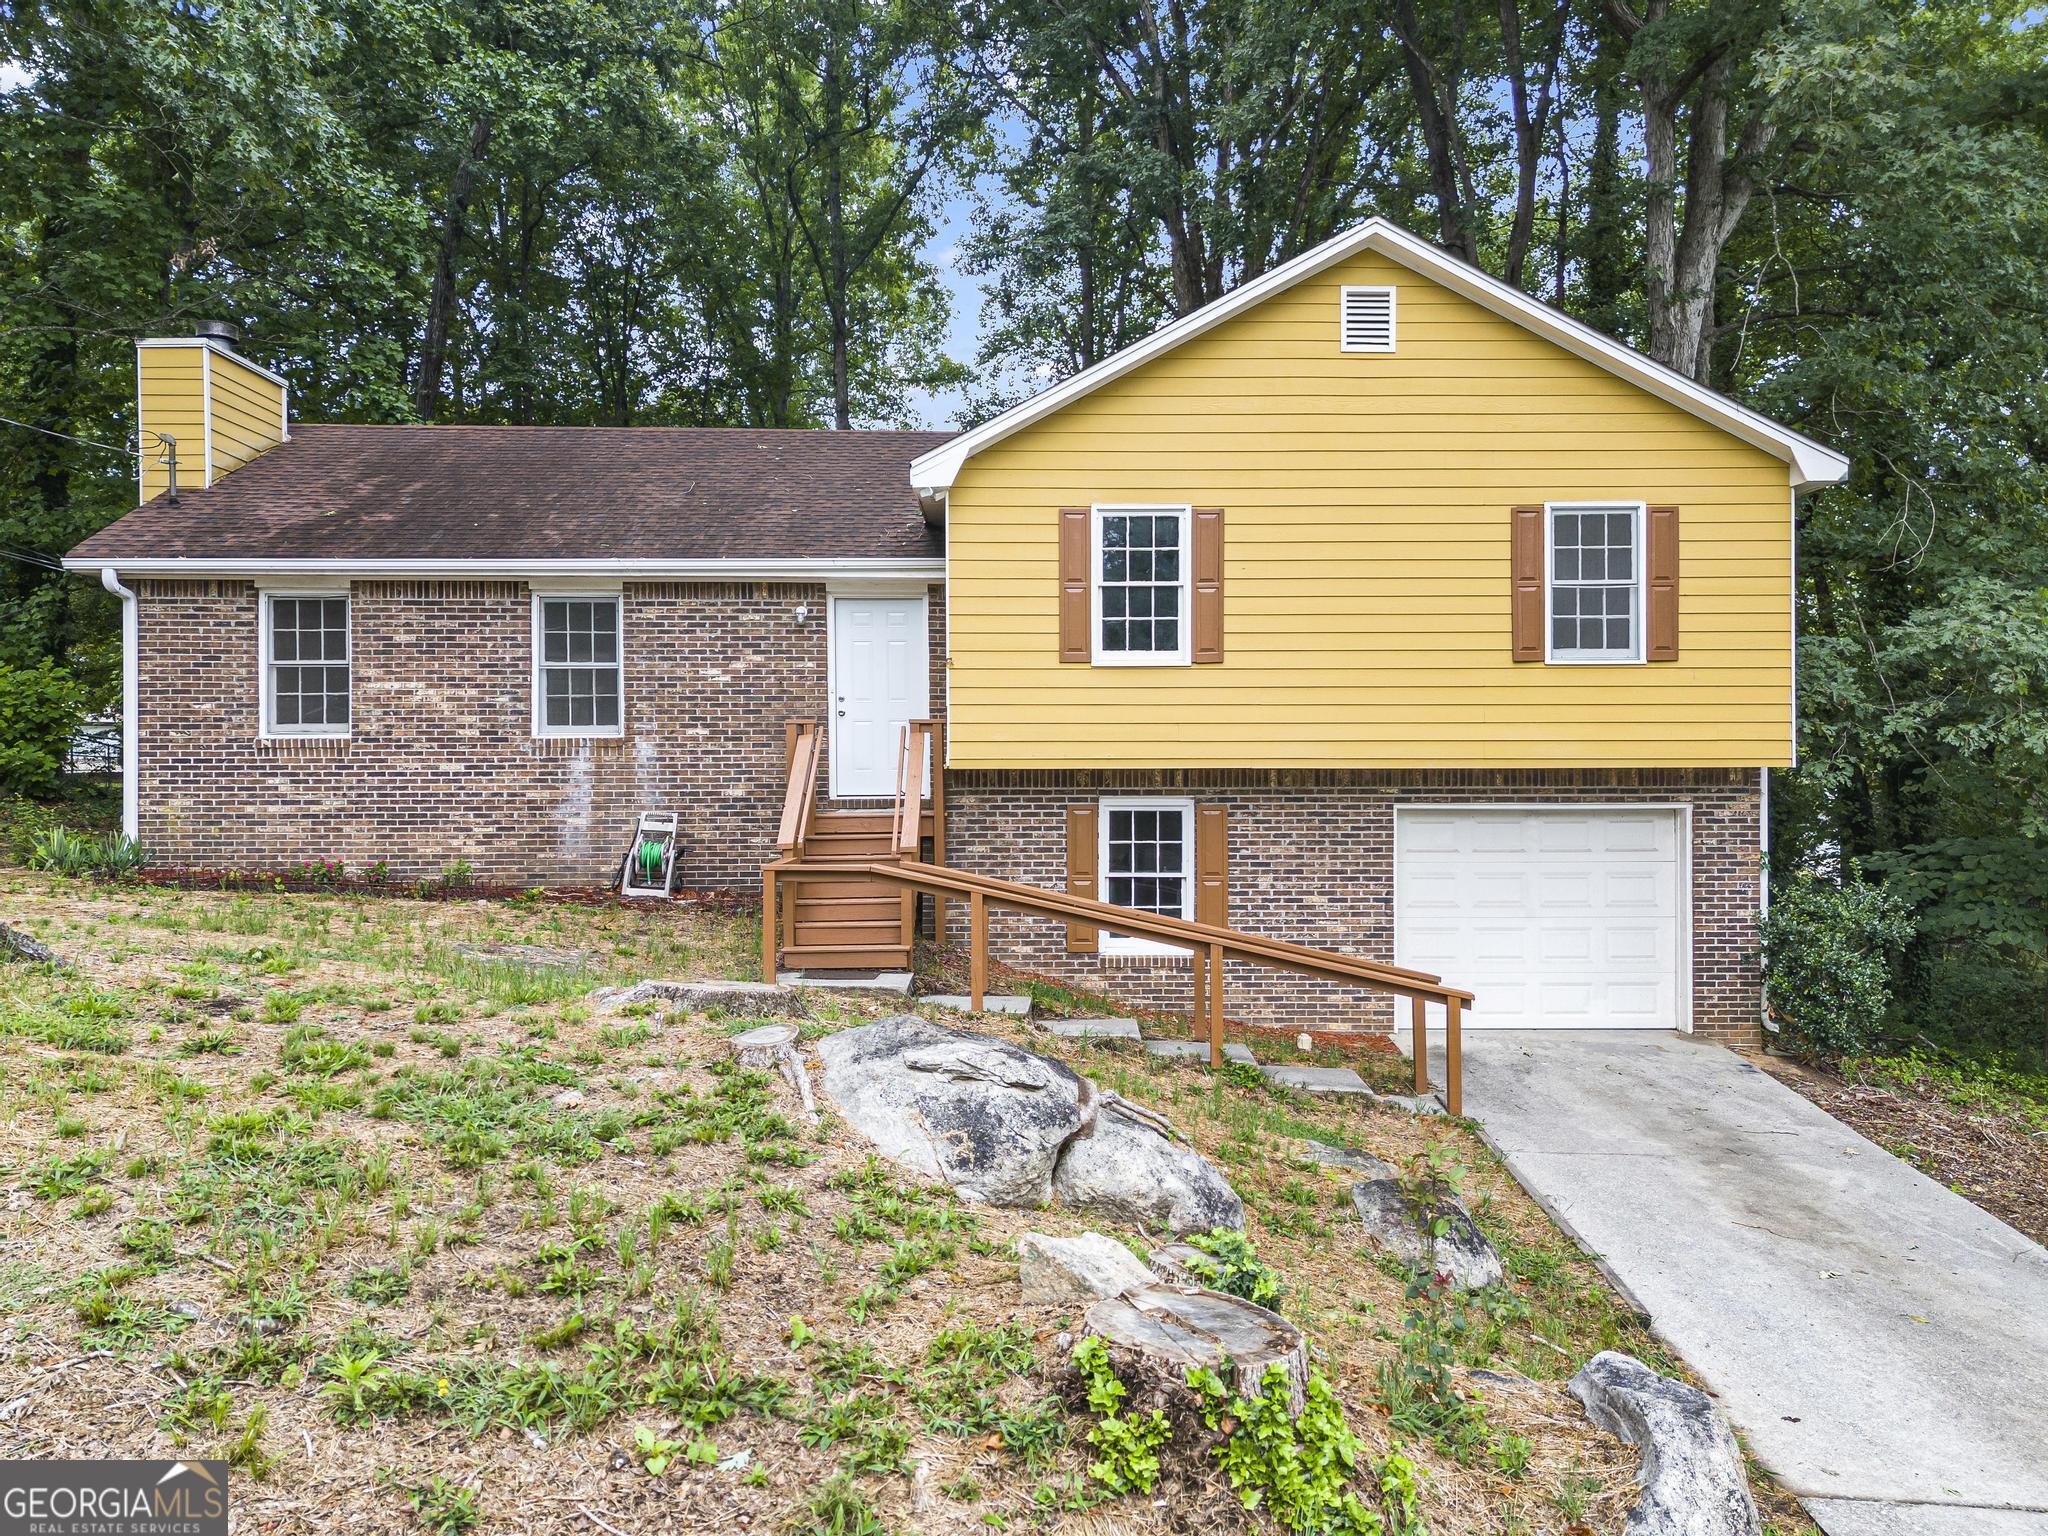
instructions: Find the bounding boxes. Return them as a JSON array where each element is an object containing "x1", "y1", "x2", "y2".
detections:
[{"x1": 67, "y1": 424, "x2": 955, "y2": 563}]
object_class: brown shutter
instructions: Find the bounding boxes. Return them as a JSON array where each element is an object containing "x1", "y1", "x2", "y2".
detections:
[
  {"x1": 1194, "y1": 804, "x2": 1228, "y2": 928},
  {"x1": 1064, "y1": 804, "x2": 1099, "y2": 952},
  {"x1": 1647, "y1": 504, "x2": 1680, "y2": 661},
  {"x1": 1511, "y1": 505, "x2": 1544, "y2": 661},
  {"x1": 1192, "y1": 507, "x2": 1224, "y2": 664},
  {"x1": 1058, "y1": 507, "x2": 1090, "y2": 663}
]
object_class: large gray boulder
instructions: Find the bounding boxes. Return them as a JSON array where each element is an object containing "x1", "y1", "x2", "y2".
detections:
[
  {"x1": 1570, "y1": 1352, "x2": 1761, "y2": 1536},
  {"x1": 1053, "y1": 1095, "x2": 1245, "y2": 1233},
  {"x1": 1350, "y1": 1168, "x2": 1505, "y2": 1290},
  {"x1": 815, "y1": 1017, "x2": 1242, "y2": 1232},
  {"x1": 814, "y1": 1016, "x2": 1088, "y2": 1206},
  {"x1": 1017, "y1": 1232, "x2": 1152, "y2": 1305}
]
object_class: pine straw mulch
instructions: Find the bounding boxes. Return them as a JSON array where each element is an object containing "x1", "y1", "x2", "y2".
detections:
[
  {"x1": 1755, "y1": 1050, "x2": 2048, "y2": 1249},
  {"x1": 0, "y1": 871, "x2": 1808, "y2": 1536}
]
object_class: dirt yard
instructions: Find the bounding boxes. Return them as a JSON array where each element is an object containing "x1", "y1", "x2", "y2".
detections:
[{"x1": 0, "y1": 872, "x2": 1814, "y2": 1535}]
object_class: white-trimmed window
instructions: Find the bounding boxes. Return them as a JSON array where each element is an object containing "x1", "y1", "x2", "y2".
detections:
[
  {"x1": 533, "y1": 593, "x2": 623, "y2": 736},
  {"x1": 1093, "y1": 505, "x2": 1189, "y2": 665},
  {"x1": 262, "y1": 592, "x2": 350, "y2": 736},
  {"x1": 1098, "y1": 796, "x2": 1194, "y2": 957},
  {"x1": 1547, "y1": 502, "x2": 1645, "y2": 663}
]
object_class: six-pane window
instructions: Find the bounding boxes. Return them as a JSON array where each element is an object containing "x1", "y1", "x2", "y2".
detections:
[
  {"x1": 1549, "y1": 506, "x2": 1640, "y2": 659},
  {"x1": 537, "y1": 597, "x2": 622, "y2": 733},
  {"x1": 267, "y1": 596, "x2": 350, "y2": 734},
  {"x1": 1104, "y1": 805, "x2": 1189, "y2": 919},
  {"x1": 1097, "y1": 510, "x2": 1185, "y2": 660}
]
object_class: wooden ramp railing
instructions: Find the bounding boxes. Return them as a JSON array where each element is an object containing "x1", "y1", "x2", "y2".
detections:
[{"x1": 761, "y1": 854, "x2": 1471, "y2": 1116}]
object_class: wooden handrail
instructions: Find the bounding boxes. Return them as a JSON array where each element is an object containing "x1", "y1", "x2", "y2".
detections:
[
  {"x1": 765, "y1": 854, "x2": 1468, "y2": 1114},
  {"x1": 775, "y1": 723, "x2": 820, "y2": 858},
  {"x1": 892, "y1": 722, "x2": 928, "y2": 857}
]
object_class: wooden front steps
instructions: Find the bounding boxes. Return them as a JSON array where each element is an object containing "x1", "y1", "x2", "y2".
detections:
[{"x1": 776, "y1": 809, "x2": 913, "y2": 970}]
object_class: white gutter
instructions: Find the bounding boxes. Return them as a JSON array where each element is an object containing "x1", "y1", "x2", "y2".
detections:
[
  {"x1": 99, "y1": 567, "x2": 139, "y2": 842},
  {"x1": 61, "y1": 556, "x2": 947, "y2": 580}
]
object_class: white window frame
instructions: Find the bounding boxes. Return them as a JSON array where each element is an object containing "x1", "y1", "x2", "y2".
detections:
[
  {"x1": 259, "y1": 589, "x2": 351, "y2": 739},
  {"x1": 1544, "y1": 501, "x2": 1647, "y2": 666},
  {"x1": 1091, "y1": 504, "x2": 1192, "y2": 667},
  {"x1": 1097, "y1": 795, "x2": 1196, "y2": 958},
  {"x1": 1338, "y1": 284, "x2": 1397, "y2": 353},
  {"x1": 531, "y1": 589, "x2": 626, "y2": 739}
]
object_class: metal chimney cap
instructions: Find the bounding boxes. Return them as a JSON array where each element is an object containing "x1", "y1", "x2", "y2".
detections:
[{"x1": 192, "y1": 318, "x2": 242, "y2": 343}]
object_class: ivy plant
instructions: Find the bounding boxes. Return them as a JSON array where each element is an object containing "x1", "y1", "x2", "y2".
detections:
[{"x1": 1071, "y1": 1335, "x2": 1171, "y2": 1495}]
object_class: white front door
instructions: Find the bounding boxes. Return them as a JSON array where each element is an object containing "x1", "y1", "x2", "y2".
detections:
[
  {"x1": 1394, "y1": 808, "x2": 1685, "y2": 1030},
  {"x1": 830, "y1": 595, "x2": 929, "y2": 798}
]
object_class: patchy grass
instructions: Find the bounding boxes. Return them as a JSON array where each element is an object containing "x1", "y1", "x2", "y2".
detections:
[{"x1": 0, "y1": 870, "x2": 1818, "y2": 1534}]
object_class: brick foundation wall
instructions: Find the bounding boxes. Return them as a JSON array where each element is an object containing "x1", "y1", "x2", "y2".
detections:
[
  {"x1": 133, "y1": 579, "x2": 944, "y2": 889},
  {"x1": 941, "y1": 769, "x2": 1764, "y2": 1044}
]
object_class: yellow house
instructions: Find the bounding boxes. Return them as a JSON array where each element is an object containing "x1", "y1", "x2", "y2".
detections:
[
  {"x1": 67, "y1": 219, "x2": 1844, "y2": 1047},
  {"x1": 913, "y1": 219, "x2": 1844, "y2": 1041}
]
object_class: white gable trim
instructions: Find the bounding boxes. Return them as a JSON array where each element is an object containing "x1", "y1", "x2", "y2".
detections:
[{"x1": 909, "y1": 218, "x2": 1850, "y2": 495}]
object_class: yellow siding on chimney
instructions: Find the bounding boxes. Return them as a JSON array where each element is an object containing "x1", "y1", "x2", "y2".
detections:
[
  {"x1": 136, "y1": 346, "x2": 206, "y2": 504},
  {"x1": 943, "y1": 247, "x2": 1794, "y2": 770},
  {"x1": 136, "y1": 341, "x2": 285, "y2": 504}
]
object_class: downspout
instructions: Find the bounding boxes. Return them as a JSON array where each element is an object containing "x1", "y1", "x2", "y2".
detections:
[{"x1": 100, "y1": 567, "x2": 139, "y2": 842}]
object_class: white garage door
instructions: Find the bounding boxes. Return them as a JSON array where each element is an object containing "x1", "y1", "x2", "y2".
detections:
[{"x1": 1395, "y1": 808, "x2": 1683, "y2": 1030}]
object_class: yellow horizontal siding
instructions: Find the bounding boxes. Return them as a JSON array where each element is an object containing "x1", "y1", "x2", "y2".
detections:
[
  {"x1": 137, "y1": 348, "x2": 205, "y2": 504},
  {"x1": 944, "y1": 247, "x2": 1793, "y2": 770},
  {"x1": 135, "y1": 343, "x2": 285, "y2": 502},
  {"x1": 209, "y1": 354, "x2": 284, "y2": 475}
]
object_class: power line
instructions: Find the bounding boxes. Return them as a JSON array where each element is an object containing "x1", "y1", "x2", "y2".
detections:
[{"x1": 0, "y1": 412, "x2": 135, "y2": 457}]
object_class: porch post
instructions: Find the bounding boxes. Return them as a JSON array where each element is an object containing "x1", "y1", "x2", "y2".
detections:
[
  {"x1": 1207, "y1": 941, "x2": 1226, "y2": 1066},
  {"x1": 1445, "y1": 997, "x2": 1463, "y2": 1117},
  {"x1": 969, "y1": 891, "x2": 988, "y2": 1011},
  {"x1": 761, "y1": 868, "x2": 777, "y2": 985},
  {"x1": 1411, "y1": 995, "x2": 1429, "y2": 1094}
]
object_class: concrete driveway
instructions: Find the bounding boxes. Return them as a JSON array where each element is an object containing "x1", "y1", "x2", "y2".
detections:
[{"x1": 1444, "y1": 1030, "x2": 2048, "y2": 1535}]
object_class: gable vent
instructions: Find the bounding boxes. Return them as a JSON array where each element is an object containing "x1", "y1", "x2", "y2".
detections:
[{"x1": 1339, "y1": 285, "x2": 1396, "y2": 353}]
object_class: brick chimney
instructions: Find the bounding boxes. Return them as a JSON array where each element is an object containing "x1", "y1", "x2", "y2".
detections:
[{"x1": 135, "y1": 322, "x2": 288, "y2": 504}]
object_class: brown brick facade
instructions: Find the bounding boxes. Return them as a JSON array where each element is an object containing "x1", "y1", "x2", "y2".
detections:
[
  {"x1": 941, "y1": 769, "x2": 1764, "y2": 1044},
  {"x1": 132, "y1": 580, "x2": 1761, "y2": 1043},
  {"x1": 133, "y1": 579, "x2": 944, "y2": 889}
]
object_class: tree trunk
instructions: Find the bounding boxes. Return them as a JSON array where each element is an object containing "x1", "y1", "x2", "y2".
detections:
[
  {"x1": 414, "y1": 115, "x2": 494, "y2": 421},
  {"x1": 1389, "y1": 0, "x2": 1479, "y2": 264}
]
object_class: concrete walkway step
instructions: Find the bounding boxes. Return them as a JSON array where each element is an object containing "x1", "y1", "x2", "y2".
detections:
[
  {"x1": 1143, "y1": 1038, "x2": 1256, "y2": 1065},
  {"x1": 1043, "y1": 1017, "x2": 1142, "y2": 1042},
  {"x1": 1260, "y1": 1063, "x2": 1372, "y2": 1096},
  {"x1": 924, "y1": 993, "x2": 1033, "y2": 1017},
  {"x1": 779, "y1": 969, "x2": 913, "y2": 994}
]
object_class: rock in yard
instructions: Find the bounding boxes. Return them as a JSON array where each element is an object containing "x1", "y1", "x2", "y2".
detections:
[
  {"x1": 1570, "y1": 1351, "x2": 1762, "y2": 1536},
  {"x1": 1297, "y1": 1140, "x2": 1398, "y2": 1177},
  {"x1": 1083, "y1": 1284, "x2": 1308, "y2": 1413},
  {"x1": 1351, "y1": 1174, "x2": 1504, "y2": 1290},
  {"x1": 0, "y1": 923, "x2": 59, "y2": 966},
  {"x1": 815, "y1": 1017, "x2": 1244, "y2": 1231},
  {"x1": 550, "y1": 1088, "x2": 586, "y2": 1110},
  {"x1": 1053, "y1": 1094, "x2": 1245, "y2": 1234},
  {"x1": 1017, "y1": 1232, "x2": 1152, "y2": 1305},
  {"x1": 596, "y1": 979, "x2": 802, "y2": 1018},
  {"x1": 814, "y1": 1016, "x2": 1088, "y2": 1206}
]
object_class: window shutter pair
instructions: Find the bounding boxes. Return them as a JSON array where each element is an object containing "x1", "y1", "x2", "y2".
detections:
[
  {"x1": 1063, "y1": 803, "x2": 1227, "y2": 953},
  {"x1": 1510, "y1": 504, "x2": 1680, "y2": 662},
  {"x1": 1058, "y1": 507, "x2": 1224, "y2": 664}
]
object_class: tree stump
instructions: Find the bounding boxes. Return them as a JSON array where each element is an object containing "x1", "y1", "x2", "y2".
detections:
[
  {"x1": 731, "y1": 1022, "x2": 800, "y2": 1069},
  {"x1": 1083, "y1": 1283, "x2": 1309, "y2": 1415},
  {"x1": 0, "y1": 923, "x2": 59, "y2": 966}
]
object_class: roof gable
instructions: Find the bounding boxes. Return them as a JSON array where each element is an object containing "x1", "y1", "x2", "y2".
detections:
[{"x1": 912, "y1": 218, "x2": 1849, "y2": 494}]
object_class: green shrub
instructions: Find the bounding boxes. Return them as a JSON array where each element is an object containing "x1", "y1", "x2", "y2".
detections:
[
  {"x1": 0, "y1": 662, "x2": 85, "y2": 797},
  {"x1": 1183, "y1": 1228, "x2": 1285, "y2": 1311},
  {"x1": 1758, "y1": 866, "x2": 1916, "y2": 1060},
  {"x1": 27, "y1": 826, "x2": 147, "y2": 879},
  {"x1": 1072, "y1": 1334, "x2": 1170, "y2": 1495},
  {"x1": 1190, "y1": 1361, "x2": 1414, "y2": 1536}
]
